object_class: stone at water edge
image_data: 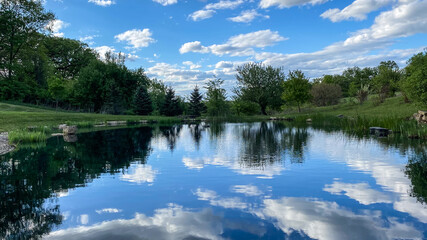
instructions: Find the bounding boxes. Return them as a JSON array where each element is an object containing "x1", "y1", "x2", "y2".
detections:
[
  {"x1": 413, "y1": 110, "x2": 427, "y2": 124},
  {"x1": 58, "y1": 124, "x2": 67, "y2": 130},
  {"x1": 63, "y1": 126, "x2": 78, "y2": 135},
  {"x1": 306, "y1": 118, "x2": 312, "y2": 122}
]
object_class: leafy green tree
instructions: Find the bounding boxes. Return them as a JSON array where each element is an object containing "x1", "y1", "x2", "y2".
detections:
[
  {"x1": 372, "y1": 61, "x2": 401, "y2": 102},
  {"x1": 188, "y1": 85, "x2": 205, "y2": 117},
  {"x1": 235, "y1": 63, "x2": 285, "y2": 115},
  {"x1": 205, "y1": 78, "x2": 229, "y2": 117},
  {"x1": 134, "y1": 85, "x2": 153, "y2": 115},
  {"x1": 160, "y1": 87, "x2": 182, "y2": 116},
  {"x1": 148, "y1": 78, "x2": 167, "y2": 114},
  {"x1": 310, "y1": 83, "x2": 342, "y2": 107},
  {"x1": 43, "y1": 36, "x2": 97, "y2": 79},
  {"x1": 47, "y1": 75, "x2": 67, "y2": 108},
  {"x1": 282, "y1": 70, "x2": 311, "y2": 112},
  {"x1": 401, "y1": 50, "x2": 427, "y2": 105},
  {"x1": 0, "y1": 0, "x2": 54, "y2": 80}
]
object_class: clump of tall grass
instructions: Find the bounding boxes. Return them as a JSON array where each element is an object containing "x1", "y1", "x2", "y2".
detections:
[
  {"x1": 65, "y1": 121, "x2": 94, "y2": 128},
  {"x1": 294, "y1": 113, "x2": 427, "y2": 139},
  {"x1": 9, "y1": 129, "x2": 49, "y2": 144}
]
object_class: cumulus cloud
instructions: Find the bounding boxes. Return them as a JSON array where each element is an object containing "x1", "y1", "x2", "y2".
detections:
[
  {"x1": 79, "y1": 35, "x2": 98, "y2": 45},
  {"x1": 180, "y1": 30, "x2": 287, "y2": 56},
  {"x1": 321, "y1": 0, "x2": 394, "y2": 22},
  {"x1": 254, "y1": 1, "x2": 427, "y2": 77},
  {"x1": 231, "y1": 185, "x2": 263, "y2": 196},
  {"x1": 95, "y1": 208, "x2": 122, "y2": 214},
  {"x1": 189, "y1": 0, "x2": 245, "y2": 21},
  {"x1": 46, "y1": 19, "x2": 69, "y2": 37},
  {"x1": 257, "y1": 197, "x2": 422, "y2": 240},
  {"x1": 323, "y1": 181, "x2": 392, "y2": 205},
  {"x1": 195, "y1": 188, "x2": 249, "y2": 210},
  {"x1": 183, "y1": 61, "x2": 202, "y2": 69},
  {"x1": 228, "y1": 9, "x2": 270, "y2": 23},
  {"x1": 205, "y1": 0, "x2": 244, "y2": 10},
  {"x1": 259, "y1": 0, "x2": 328, "y2": 9},
  {"x1": 88, "y1": 0, "x2": 115, "y2": 6},
  {"x1": 45, "y1": 204, "x2": 225, "y2": 240},
  {"x1": 189, "y1": 9, "x2": 216, "y2": 21},
  {"x1": 115, "y1": 29, "x2": 155, "y2": 49},
  {"x1": 152, "y1": 0, "x2": 177, "y2": 6},
  {"x1": 120, "y1": 164, "x2": 158, "y2": 184},
  {"x1": 93, "y1": 46, "x2": 140, "y2": 62}
]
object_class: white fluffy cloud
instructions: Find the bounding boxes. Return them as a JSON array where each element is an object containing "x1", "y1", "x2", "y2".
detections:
[
  {"x1": 189, "y1": 9, "x2": 216, "y2": 21},
  {"x1": 231, "y1": 185, "x2": 263, "y2": 196},
  {"x1": 180, "y1": 30, "x2": 287, "y2": 56},
  {"x1": 93, "y1": 46, "x2": 140, "y2": 62},
  {"x1": 257, "y1": 197, "x2": 422, "y2": 240},
  {"x1": 228, "y1": 9, "x2": 270, "y2": 23},
  {"x1": 152, "y1": 0, "x2": 177, "y2": 6},
  {"x1": 259, "y1": 0, "x2": 328, "y2": 9},
  {"x1": 323, "y1": 182, "x2": 392, "y2": 205},
  {"x1": 115, "y1": 29, "x2": 155, "y2": 49},
  {"x1": 254, "y1": 0, "x2": 427, "y2": 76},
  {"x1": 321, "y1": 0, "x2": 394, "y2": 22},
  {"x1": 45, "y1": 204, "x2": 225, "y2": 240},
  {"x1": 88, "y1": 0, "x2": 115, "y2": 6},
  {"x1": 46, "y1": 19, "x2": 69, "y2": 37},
  {"x1": 189, "y1": 0, "x2": 245, "y2": 21},
  {"x1": 120, "y1": 164, "x2": 158, "y2": 184},
  {"x1": 205, "y1": 0, "x2": 244, "y2": 10},
  {"x1": 195, "y1": 188, "x2": 249, "y2": 210},
  {"x1": 95, "y1": 208, "x2": 122, "y2": 214}
]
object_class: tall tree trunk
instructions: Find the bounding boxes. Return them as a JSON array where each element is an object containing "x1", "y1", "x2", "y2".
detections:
[{"x1": 261, "y1": 105, "x2": 267, "y2": 115}]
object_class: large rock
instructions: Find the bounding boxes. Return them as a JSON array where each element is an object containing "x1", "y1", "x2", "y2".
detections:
[
  {"x1": 0, "y1": 132, "x2": 15, "y2": 155},
  {"x1": 63, "y1": 126, "x2": 78, "y2": 135},
  {"x1": 413, "y1": 110, "x2": 427, "y2": 124}
]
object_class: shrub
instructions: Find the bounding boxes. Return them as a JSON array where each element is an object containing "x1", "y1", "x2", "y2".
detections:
[{"x1": 310, "y1": 83, "x2": 342, "y2": 106}]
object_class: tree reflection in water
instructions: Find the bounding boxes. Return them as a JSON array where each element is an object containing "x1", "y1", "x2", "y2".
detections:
[
  {"x1": 0, "y1": 127, "x2": 153, "y2": 239},
  {"x1": 238, "y1": 122, "x2": 309, "y2": 169},
  {"x1": 406, "y1": 149, "x2": 427, "y2": 205}
]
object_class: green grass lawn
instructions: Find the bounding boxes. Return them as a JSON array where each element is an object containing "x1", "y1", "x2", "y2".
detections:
[
  {"x1": 0, "y1": 102, "x2": 179, "y2": 132},
  {"x1": 283, "y1": 94, "x2": 424, "y2": 119}
]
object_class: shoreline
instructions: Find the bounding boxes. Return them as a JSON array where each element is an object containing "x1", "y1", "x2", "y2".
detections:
[{"x1": 0, "y1": 132, "x2": 14, "y2": 155}]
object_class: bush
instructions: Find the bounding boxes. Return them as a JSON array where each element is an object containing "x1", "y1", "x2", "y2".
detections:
[
  {"x1": 401, "y1": 50, "x2": 427, "y2": 105},
  {"x1": 310, "y1": 83, "x2": 342, "y2": 106}
]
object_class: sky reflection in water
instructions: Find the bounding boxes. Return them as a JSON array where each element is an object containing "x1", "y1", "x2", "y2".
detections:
[{"x1": 1, "y1": 122, "x2": 426, "y2": 239}]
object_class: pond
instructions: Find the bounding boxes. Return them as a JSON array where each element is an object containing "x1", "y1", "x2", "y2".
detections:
[{"x1": 1, "y1": 122, "x2": 426, "y2": 239}]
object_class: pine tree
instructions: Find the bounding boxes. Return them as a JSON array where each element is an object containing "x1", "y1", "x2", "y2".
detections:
[
  {"x1": 134, "y1": 86, "x2": 153, "y2": 115},
  {"x1": 188, "y1": 85, "x2": 205, "y2": 117},
  {"x1": 160, "y1": 87, "x2": 181, "y2": 116}
]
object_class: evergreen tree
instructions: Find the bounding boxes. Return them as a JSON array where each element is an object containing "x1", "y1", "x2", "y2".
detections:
[
  {"x1": 134, "y1": 85, "x2": 153, "y2": 115},
  {"x1": 188, "y1": 85, "x2": 205, "y2": 117},
  {"x1": 160, "y1": 87, "x2": 181, "y2": 116},
  {"x1": 205, "y1": 78, "x2": 229, "y2": 116}
]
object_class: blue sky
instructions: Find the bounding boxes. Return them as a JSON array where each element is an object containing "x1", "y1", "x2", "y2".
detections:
[{"x1": 44, "y1": 0, "x2": 427, "y2": 95}]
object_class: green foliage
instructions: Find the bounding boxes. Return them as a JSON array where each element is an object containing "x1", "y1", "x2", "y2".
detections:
[
  {"x1": 282, "y1": 70, "x2": 311, "y2": 112},
  {"x1": 356, "y1": 84, "x2": 370, "y2": 104},
  {"x1": 160, "y1": 87, "x2": 182, "y2": 116},
  {"x1": 372, "y1": 60, "x2": 402, "y2": 102},
  {"x1": 231, "y1": 98, "x2": 260, "y2": 116},
  {"x1": 310, "y1": 83, "x2": 342, "y2": 107},
  {"x1": 205, "y1": 78, "x2": 229, "y2": 117},
  {"x1": 134, "y1": 85, "x2": 153, "y2": 115},
  {"x1": 0, "y1": 0, "x2": 54, "y2": 80},
  {"x1": 148, "y1": 78, "x2": 167, "y2": 114},
  {"x1": 9, "y1": 128, "x2": 49, "y2": 144},
  {"x1": 235, "y1": 63, "x2": 285, "y2": 115},
  {"x1": 188, "y1": 85, "x2": 205, "y2": 117},
  {"x1": 405, "y1": 151, "x2": 427, "y2": 204},
  {"x1": 401, "y1": 50, "x2": 427, "y2": 105}
]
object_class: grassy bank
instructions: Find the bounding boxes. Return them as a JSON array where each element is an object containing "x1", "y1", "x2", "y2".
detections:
[
  {"x1": 0, "y1": 102, "x2": 180, "y2": 132},
  {"x1": 281, "y1": 95, "x2": 427, "y2": 138}
]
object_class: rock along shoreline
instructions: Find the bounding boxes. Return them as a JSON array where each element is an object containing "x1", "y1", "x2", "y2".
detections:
[{"x1": 0, "y1": 132, "x2": 14, "y2": 155}]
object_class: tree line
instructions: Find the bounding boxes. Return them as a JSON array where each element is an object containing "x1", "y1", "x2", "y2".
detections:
[{"x1": 1, "y1": 0, "x2": 426, "y2": 117}]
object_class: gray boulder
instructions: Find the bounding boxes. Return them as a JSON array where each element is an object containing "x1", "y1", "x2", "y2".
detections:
[{"x1": 63, "y1": 126, "x2": 78, "y2": 135}]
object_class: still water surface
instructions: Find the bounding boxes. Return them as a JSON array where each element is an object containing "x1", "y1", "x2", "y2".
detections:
[{"x1": 1, "y1": 122, "x2": 426, "y2": 239}]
